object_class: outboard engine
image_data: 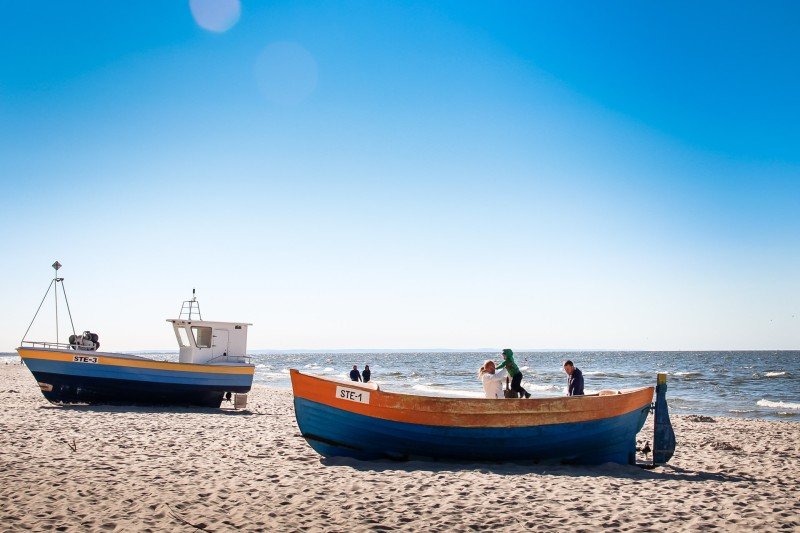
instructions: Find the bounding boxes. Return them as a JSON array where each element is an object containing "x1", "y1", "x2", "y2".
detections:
[{"x1": 69, "y1": 331, "x2": 100, "y2": 351}]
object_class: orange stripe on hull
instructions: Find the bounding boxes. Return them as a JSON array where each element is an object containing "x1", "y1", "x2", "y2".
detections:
[{"x1": 290, "y1": 369, "x2": 653, "y2": 428}]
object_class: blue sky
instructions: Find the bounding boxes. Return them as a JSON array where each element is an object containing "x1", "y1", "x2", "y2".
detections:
[{"x1": 1, "y1": 1, "x2": 798, "y2": 350}]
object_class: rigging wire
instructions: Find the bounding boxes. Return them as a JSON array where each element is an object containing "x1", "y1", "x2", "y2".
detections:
[
  {"x1": 60, "y1": 279, "x2": 77, "y2": 338},
  {"x1": 21, "y1": 280, "x2": 54, "y2": 344}
]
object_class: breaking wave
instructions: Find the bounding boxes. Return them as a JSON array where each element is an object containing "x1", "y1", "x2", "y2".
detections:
[
  {"x1": 757, "y1": 399, "x2": 800, "y2": 410},
  {"x1": 411, "y1": 384, "x2": 483, "y2": 398}
]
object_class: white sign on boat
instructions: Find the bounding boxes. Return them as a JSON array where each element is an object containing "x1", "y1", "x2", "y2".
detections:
[{"x1": 336, "y1": 386, "x2": 370, "y2": 405}]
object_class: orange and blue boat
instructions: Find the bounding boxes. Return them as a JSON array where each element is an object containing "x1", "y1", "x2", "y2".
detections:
[
  {"x1": 17, "y1": 263, "x2": 255, "y2": 408},
  {"x1": 290, "y1": 369, "x2": 675, "y2": 465}
]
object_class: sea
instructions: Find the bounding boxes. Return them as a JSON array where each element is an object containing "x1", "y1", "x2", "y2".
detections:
[{"x1": 2, "y1": 350, "x2": 798, "y2": 421}]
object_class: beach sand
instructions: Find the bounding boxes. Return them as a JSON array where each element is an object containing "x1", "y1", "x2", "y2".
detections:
[{"x1": 0, "y1": 362, "x2": 798, "y2": 532}]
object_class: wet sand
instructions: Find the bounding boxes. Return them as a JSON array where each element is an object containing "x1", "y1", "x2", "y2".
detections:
[{"x1": 0, "y1": 362, "x2": 798, "y2": 531}]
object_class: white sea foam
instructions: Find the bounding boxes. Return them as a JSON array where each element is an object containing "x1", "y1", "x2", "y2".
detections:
[
  {"x1": 757, "y1": 399, "x2": 800, "y2": 410},
  {"x1": 674, "y1": 371, "x2": 702, "y2": 378},
  {"x1": 258, "y1": 372, "x2": 288, "y2": 379},
  {"x1": 529, "y1": 383, "x2": 562, "y2": 392},
  {"x1": 411, "y1": 384, "x2": 483, "y2": 398},
  {"x1": 764, "y1": 371, "x2": 787, "y2": 377}
]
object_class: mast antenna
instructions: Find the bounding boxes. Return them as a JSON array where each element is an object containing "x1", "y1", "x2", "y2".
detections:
[
  {"x1": 179, "y1": 288, "x2": 202, "y2": 321},
  {"x1": 53, "y1": 261, "x2": 60, "y2": 344}
]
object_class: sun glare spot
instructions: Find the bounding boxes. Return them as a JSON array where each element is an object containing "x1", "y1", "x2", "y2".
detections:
[
  {"x1": 189, "y1": 0, "x2": 240, "y2": 33},
  {"x1": 254, "y1": 42, "x2": 318, "y2": 105}
]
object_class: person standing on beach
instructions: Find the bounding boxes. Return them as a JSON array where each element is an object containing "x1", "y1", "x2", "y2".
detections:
[
  {"x1": 496, "y1": 349, "x2": 531, "y2": 398},
  {"x1": 478, "y1": 360, "x2": 507, "y2": 399},
  {"x1": 349, "y1": 365, "x2": 362, "y2": 382},
  {"x1": 362, "y1": 365, "x2": 371, "y2": 383},
  {"x1": 563, "y1": 360, "x2": 584, "y2": 396}
]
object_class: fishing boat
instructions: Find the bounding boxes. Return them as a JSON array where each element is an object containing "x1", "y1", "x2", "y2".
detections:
[
  {"x1": 290, "y1": 369, "x2": 676, "y2": 465},
  {"x1": 17, "y1": 262, "x2": 255, "y2": 407}
]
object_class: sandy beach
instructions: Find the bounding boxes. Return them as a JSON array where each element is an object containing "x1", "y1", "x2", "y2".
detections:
[{"x1": 0, "y1": 362, "x2": 797, "y2": 532}]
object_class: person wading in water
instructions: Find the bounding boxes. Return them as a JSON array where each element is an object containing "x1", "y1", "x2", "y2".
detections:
[{"x1": 496, "y1": 348, "x2": 531, "y2": 398}]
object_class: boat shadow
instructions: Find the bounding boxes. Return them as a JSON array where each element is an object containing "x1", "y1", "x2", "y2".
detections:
[
  {"x1": 38, "y1": 404, "x2": 255, "y2": 415},
  {"x1": 319, "y1": 458, "x2": 754, "y2": 483}
]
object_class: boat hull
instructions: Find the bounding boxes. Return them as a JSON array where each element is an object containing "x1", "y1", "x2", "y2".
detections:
[
  {"x1": 295, "y1": 397, "x2": 649, "y2": 463},
  {"x1": 291, "y1": 369, "x2": 653, "y2": 464},
  {"x1": 18, "y1": 347, "x2": 254, "y2": 407}
]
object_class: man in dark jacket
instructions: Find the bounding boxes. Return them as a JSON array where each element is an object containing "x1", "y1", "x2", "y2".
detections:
[
  {"x1": 349, "y1": 365, "x2": 362, "y2": 382},
  {"x1": 362, "y1": 365, "x2": 371, "y2": 383},
  {"x1": 563, "y1": 360, "x2": 584, "y2": 396}
]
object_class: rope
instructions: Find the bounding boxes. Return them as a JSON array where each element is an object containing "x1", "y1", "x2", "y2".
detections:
[
  {"x1": 60, "y1": 280, "x2": 77, "y2": 337},
  {"x1": 21, "y1": 280, "x2": 54, "y2": 344}
]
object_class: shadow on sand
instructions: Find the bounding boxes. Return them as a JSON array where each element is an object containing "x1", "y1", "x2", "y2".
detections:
[
  {"x1": 319, "y1": 457, "x2": 754, "y2": 483},
  {"x1": 37, "y1": 403, "x2": 255, "y2": 416}
]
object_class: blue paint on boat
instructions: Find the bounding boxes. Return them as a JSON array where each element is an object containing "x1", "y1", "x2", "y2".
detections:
[
  {"x1": 29, "y1": 371, "x2": 235, "y2": 406},
  {"x1": 653, "y1": 374, "x2": 676, "y2": 464},
  {"x1": 294, "y1": 397, "x2": 650, "y2": 464},
  {"x1": 25, "y1": 358, "x2": 251, "y2": 407}
]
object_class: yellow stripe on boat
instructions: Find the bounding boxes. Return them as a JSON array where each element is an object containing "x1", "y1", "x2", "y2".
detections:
[{"x1": 17, "y1": 348, "x2": 254, "y2": 375}]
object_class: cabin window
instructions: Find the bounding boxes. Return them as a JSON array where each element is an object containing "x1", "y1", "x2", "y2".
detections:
[
  {"x1": 191, "y1": 326, "x2": 212, "y2": 348},
  {"x1": 176, "y1": 327, "x2": 191, "y2": 347}
]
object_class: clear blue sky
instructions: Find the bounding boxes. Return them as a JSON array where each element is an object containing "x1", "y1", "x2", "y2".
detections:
[{"x1": 1, "y1": 1, "x2": 798, "y2": 350}]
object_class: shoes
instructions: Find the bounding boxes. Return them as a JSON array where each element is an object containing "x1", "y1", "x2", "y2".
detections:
[{"x1": 525, "y1": 392, "x2": 531, "y2": 399}]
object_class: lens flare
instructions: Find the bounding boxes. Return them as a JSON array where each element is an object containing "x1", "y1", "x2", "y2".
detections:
[
  {"x1": 189, "y1": 0, "x2": 240, "y2": 33},
  {"x1": 255, "y1": 42, "x2": 318, "y2": 105}
]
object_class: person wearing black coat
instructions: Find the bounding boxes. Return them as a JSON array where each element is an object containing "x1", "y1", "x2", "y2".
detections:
[{"x1": 563, "y1": 360, "x2": 584, "y2": 396}]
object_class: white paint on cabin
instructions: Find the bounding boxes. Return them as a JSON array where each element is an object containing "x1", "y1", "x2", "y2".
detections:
[{"x1": 167, "y1": 319, "x2": 252, "y2": 364}]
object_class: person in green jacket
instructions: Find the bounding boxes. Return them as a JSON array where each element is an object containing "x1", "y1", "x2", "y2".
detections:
[{"x1": 496, "y1": 348, "x2": 531, "y2": 398}]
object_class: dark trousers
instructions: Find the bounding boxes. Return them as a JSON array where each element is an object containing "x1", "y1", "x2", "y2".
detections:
[{"x1": 511, "y1": 372, "x2": 529, "y2": 398}]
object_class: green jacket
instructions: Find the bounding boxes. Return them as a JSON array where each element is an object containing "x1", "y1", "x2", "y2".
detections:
[{"x1": 496, "y1": 354, "x2": 520, "y2": 377}]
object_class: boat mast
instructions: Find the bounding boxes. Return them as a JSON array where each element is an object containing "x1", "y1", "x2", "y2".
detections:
[
  {"x1": 53, "y1": 261, "x2": 60, "y2": 344},
  {"x1": 20, "y1": 261, "x2": 77, "y2": 345},
  {"x1": 179, "y1": 289, "x2": 203, "y2": 321}
]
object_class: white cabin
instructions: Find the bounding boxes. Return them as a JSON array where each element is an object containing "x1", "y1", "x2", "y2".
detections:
[{"x1": 168, "y1": 319, "x2": 251, "y2": 364}]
